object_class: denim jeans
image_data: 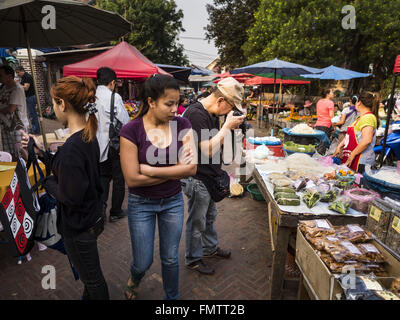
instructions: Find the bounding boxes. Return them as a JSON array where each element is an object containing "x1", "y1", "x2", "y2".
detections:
[
  {"x1": 99, "y1": 147, "x2": 125, "y2": 217},
  {"x1": 181, "y1": 177, "x2": 218, "y2": 266},
  {"x1": 26, "y1": 95, "x2": 40, "y2": 134},
  {"x1": 127, "y1": 192, "x2": 184, "y2": 300},
  {"x1": 64, "y1": 220, "x2": 109, "y2": 300}
]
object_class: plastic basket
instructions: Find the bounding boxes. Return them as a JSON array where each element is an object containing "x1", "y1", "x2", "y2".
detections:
[
  {"x1": 362, "y1": 171, "x2": 400, "y2": 201},
  {"x1": 246, "y1": 183, "x2": 264, "y2": 201}
]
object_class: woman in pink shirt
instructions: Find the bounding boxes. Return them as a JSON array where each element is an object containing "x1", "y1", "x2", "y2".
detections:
[{"x1": 315, "y1": 88, "x2": 335, "y2": 137}]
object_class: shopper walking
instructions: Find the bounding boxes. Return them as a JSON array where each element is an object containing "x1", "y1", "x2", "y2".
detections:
[
  {"x1": 95, "y1": 67, "x2": 130, "y2": 222},
  {"x1": 21, "y1": 76, "x2": 109, "y2": 300},
  {"x1": 120, "y1": 74, "x2": 196, "y2": 300}
]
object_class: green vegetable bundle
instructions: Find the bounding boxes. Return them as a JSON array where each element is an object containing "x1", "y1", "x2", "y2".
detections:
[
  {"x1": 320, "y1": 190, "x2": 337, "y2": 203},
  {"x1": 302, "y1": 190, "x2": 321, "y2": 208},
  {"x1": 329, "y1": 199, "x2": 350, "y2": 215}
]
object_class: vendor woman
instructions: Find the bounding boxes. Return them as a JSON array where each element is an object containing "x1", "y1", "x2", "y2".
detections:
[
  {"x1": 315, "y1": 88, "x2": 335, "y2": 138},
  {"x1": 333, "y1": 91, "x2": 379, "y2": 173}
]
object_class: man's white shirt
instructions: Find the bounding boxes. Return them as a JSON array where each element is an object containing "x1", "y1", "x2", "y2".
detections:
[{"x1": 95, "y1": 85, "x2": 130, "y2": 162}]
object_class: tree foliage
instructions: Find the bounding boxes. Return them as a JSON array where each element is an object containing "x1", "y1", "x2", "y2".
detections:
[
  {"x1": 96, "y1": 0, "x2": 188, "y2": 65},
  {"x1": 242, "y1": 0, "x2": 400, "y2": 92},
  {"x1": 205, "y1": 0, "x2": 260, "y2": 69}
]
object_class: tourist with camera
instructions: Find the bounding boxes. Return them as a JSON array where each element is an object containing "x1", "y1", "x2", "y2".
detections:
[{"x1": 182, "y1": 77, "x2": 245, "y2": 275}]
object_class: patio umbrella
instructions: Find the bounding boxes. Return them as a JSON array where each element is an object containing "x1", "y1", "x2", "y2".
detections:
[
  {"x1": 0, "y1": 0, "x2": 131, "y2": 147},
  {"x1": 300, "y1": 65, "x2": 371, "y2": 80},
  {"x1": 231, "y1": 58, "x2": 321, "y2": 128}
]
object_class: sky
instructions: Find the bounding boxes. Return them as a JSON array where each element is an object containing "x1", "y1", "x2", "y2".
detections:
[{"x1": 174, "y1": 0, "x2": 218, "y2": 67}]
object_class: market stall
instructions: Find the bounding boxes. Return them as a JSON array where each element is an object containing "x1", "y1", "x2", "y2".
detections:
[{"x1": 246, "y1": 128, "x2": 400, "y2": 299}]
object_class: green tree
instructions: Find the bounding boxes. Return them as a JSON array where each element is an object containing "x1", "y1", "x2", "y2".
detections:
[
  {"x1": 205, "y1": 0, "x2": 260, "y2": 69},
  {"x1": 243, "y1": 0, "x2": 400, "y2": 93},
  {"x1": 96, "y1": 0, "x2": 188, "y2": 65}
]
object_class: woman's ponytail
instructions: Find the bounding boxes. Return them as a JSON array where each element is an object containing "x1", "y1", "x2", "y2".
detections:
[{"x1": 51, "y1": 76, "x2": 98, "y2": 143}]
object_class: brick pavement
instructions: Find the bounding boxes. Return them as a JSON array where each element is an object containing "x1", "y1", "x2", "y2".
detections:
[
  {"x1": 0, "y1": 188, "x2": 275, "y2": 300},
  {"x1": 0, "y1": 119, "x2": 299, "y2": 300}
]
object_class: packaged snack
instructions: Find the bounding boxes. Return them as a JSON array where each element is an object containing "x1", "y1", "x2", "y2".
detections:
[
  {"x1": 294, "y1": 178, "x2": 308, "y2": 192},
  {"x1": 302, "y1": 190, "x2": 321, "y2": 208},
  {"x1": 305, "y1": 234, "x2": 340, "y2": 250},
  {"x1": 323, "y1": 170, "x2": 336, "y2": 180},
  {"x1": 325, "y1": 240, "x2": 363, "y2": 263},
  {"x1": 334, "y1": 224, "x2": 374, "y2": 243},
  {"x1": 299, "y1": 219, "x2": 335, "y2": 237},
  {"x1": 273, "y1": 186, "x2": 296, "y2": 194},
  {"x1": 329, "y1": 197, "x2": 351, "y2": 214},
  {"x1": 268, "y1": 172, "x2": 287, "y2": 181},
  {"x1": 273, "y1": 179, "x2": 292, "y2": 187},
  {"x1": 357, "y1": 243, "x2": 386, "y2": 263}
]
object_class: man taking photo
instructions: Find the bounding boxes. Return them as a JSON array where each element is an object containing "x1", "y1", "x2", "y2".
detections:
[{"x1": 182, "y1": 77, "x2": 245, "y2": 275}]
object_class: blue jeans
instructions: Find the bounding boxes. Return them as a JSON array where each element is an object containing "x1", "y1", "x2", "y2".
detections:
[
  {"x1": 26, "y1": 95, "x2": 40, "y2": 134},
  {"x1": 127, "y1": 192, "x2": 184, "y2": 300},
  {"x1": 182, "y1": 177, "x2": 218, "y2": 266}
]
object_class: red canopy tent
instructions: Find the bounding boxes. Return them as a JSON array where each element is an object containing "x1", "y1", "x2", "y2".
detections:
[
  {"x1": 215, "y1": 72, "x2": 254, "y2": 79},
  {"x1": 63, "y1": 41, "x2": 170, "y2": 80},
  {"x1": 244, "y1": 76, "x2": 310, "y2": 86}
]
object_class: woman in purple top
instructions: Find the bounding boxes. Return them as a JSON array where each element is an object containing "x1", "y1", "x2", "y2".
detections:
[{"x1": 120, "y1": 74, "x2": 196, "y2": 300}]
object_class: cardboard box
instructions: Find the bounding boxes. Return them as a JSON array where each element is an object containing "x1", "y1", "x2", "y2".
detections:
[{"x1": 295, "y1": 227, "x2": 400, "y2": 300}]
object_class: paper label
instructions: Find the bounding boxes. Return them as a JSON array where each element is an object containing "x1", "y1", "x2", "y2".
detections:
[
  {"x1": 369, "y1": 206, "x2": 382, "y2": 223},
  {"x1": 359, "y1": 276, "x2": 384, "y2": 291},
  {"x1": 326, "y1": 236, "x2": 339, "y2": 242},
  {"x1": 392, "y1": 216, "x2": 400, "y2": 234},
  {"x1": 360, "y1": 243, "x2": 380, "y2": 254},
  {"x1": 347, "y1": 224, "x2": 364, "y2": 233},
  {"x1": 341, "y1": 241, "x2": 362, "y2": 255},
  {"x1": 315, "y1": 219, "x2": 331, "y2": 229}
]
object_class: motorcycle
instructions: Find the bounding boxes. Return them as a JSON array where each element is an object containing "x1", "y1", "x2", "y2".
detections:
[{"x1": 374, "y1": 120, "x2": 400, "y2": 165}]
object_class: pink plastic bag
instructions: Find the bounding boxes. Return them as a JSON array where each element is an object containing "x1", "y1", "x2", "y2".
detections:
[{"x1": 344, "y1": 188, "x2": 380, "y2": 214}]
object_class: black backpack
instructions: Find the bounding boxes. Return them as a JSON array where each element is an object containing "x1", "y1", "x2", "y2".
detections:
[{"x1": 109, "y1": 92, "x2": 123, "y2": 153}]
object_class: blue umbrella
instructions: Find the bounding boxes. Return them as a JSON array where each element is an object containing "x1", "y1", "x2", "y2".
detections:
[
  {"x1": 300, "y1": 65, "x2": 371, "y2": 80},
  {"x1": 231, "y1": 58, "x2": 321, "y2": 128},
  {"x1": 231, "y1": 58, "x2": 321, "y2": 77}
]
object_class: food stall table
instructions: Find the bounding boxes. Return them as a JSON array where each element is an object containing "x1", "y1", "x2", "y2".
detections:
[{"x1": 252, "y1": 168, "x2": 367, "y2": 300}]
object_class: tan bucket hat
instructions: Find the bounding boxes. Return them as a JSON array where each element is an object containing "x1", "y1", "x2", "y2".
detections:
[{"x1": 217, "y1": 77, "x2": 244, "y2": 112}]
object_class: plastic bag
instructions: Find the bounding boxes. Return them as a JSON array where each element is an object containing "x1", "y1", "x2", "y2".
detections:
[
  {"x1": 302, "y1": 189, "x2": 321, "y2": 208},
  {"x1": 320, "y1": 188, "x2": 339, "y2": 203},
  {"x1": 299, "y1": 219, "x2": 335, "y2": 237},
  {"x1": 329, "y1": 196, "x2": 351, "y2": 214},
  {"x1": 254, "y1": 145, "x2": 272, "y2": 160},
  {"x1": 357, "y1": 243, "x2": 386, "y2": 263},
  {"x1": 344, "y1": 188, "x2": 380, "y2": 214},
  {"x1": 334, "y1": 224, "x2": 374, "y2": 243},
  {"x1": 324, "y1": 240, "x2": 363, "y2": 263}
]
